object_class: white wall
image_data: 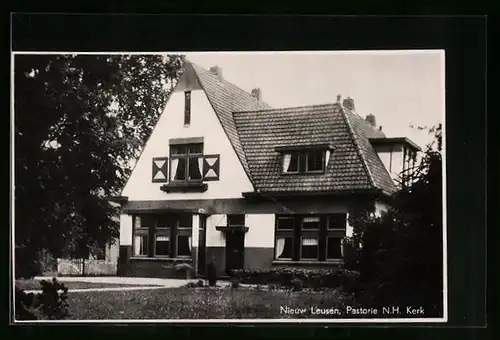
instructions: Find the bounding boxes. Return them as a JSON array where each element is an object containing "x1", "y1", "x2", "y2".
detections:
[
  {"x1": 245, "y1": 214, "x2": 275, "y2": 248},
  {"x1": 206, "y1": 214, "x2": 226, "y2": 247},
  {"x1": 192, "y1": 214, "x2": 200, "y2": 247},
  {"x1": 106, "y1": 240, "x2": 120, "y2": 262},
  {"x1": 119, "y1": 214, "x2": 133, "y2": 246},
  {"x1": 374, "y1": 144, "x2": 404, "y2": 183},
  {"x1": 121, "y1": 88, "x2": 254, "y2": 201},
  {"x1": 374, "y1": 201, "x2": 389, "y2": 217},
  {"x1": 345, "y1": 213, "x2": 354, "y2": 237}
]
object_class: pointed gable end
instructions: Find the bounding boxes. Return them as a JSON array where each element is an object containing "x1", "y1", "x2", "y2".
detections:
[{"x1": 121, "y1": 61, "x2": 264, "y2": 201}]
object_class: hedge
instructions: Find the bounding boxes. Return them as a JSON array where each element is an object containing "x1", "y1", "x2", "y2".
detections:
[{"x1": 228, "y1": 268, "x2": 360, "y2": 292}]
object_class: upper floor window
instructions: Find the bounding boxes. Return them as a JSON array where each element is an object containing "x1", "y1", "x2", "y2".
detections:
[
  {"x1": 170, "y1": 143, "x2": 203, "y2": 182},
  {"x1": 282, "y1": 150, "x2": 326, "y2": 174},
  {"x1": 184, "y1": 91, "x2": 191, "y2": 125}
]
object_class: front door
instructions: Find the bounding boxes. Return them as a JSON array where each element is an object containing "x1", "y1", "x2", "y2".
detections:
[{"x1": 225, "y1": 230, "x2": 245, "y2": 274}]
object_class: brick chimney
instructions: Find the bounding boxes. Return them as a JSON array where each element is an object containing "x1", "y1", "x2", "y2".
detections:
[
  {"x1": 365, "y1": 113, "x2": 377, "y2": 127},
  {"x1": 342, "y1": 97, "x2": 355, "y2": 111},
  {"x1": 251, "y1": 88, "x2": 262, "y2": 101},
  {"x1": 209, "y1": 65, "x2": 223, "y2": 81}
]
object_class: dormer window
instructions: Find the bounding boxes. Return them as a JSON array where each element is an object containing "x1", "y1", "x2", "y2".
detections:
[
  {"x1": 306, "y1": 150, "x2": 325, "y2": 172},
  {"x1": 279, "y1": 145, "x2": 332, "y2": 174}
]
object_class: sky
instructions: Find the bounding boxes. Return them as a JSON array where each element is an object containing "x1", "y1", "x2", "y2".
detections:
[{"x1": 185, "y1": 51, "x2": 445, "y2": 150}]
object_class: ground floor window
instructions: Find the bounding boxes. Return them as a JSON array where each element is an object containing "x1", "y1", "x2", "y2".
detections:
[
  {"x1": 275, "y1": 214, "x2": 346, "y2": 261},
  {"x1": 132, "y1": 213, "x2": 193, "y2": 258}
]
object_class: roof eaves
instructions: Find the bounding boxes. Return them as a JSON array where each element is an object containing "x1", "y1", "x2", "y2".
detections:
[{"x1": 369, "y1": 137, "x2": 422, "y2": 152}]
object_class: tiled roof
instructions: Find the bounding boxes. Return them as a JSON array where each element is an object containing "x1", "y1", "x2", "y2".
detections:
[
  {"x1": 189, "y1": 62, "x2": 271, "y2": 185},
  {"x1": 343, "y1": 109, "x2": 397, "y2": 195},
  {"x1": 233, "y1": 103, "x2": 396, "y2": 195},
  {"x1": 188, "y1": 61, "x2": 396, "y2": 196}
]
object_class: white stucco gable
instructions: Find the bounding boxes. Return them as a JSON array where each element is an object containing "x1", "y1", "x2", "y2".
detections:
[{"x1": 121, "y1": 71, "x2": 254, "y2": 201}]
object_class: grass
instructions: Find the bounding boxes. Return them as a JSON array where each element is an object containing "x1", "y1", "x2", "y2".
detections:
[
  {"x1": 15, "y1": 279, "x2": 162, "y2": 291},
  {"x1": 66, "y1": 286, "x2": 355, "y2": 319}
]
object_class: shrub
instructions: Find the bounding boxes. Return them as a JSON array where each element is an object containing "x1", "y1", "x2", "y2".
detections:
[
  {"x1": 229, "y1": 268, "x2": 360, "y2": 293},
  {"x1": 174, "y1": 263, "x2": 194, "y2": 279},
  {"x1": 231, "y1": 280, "x2": 240, "y2": 289},
  {"x1": 15, "y1": 277, "x2": 69, "y2": 320},
  {"x1": 290, "y1": 278, "x2": 303, "y2": 292},
  {"x1": 15, "y1": 247, "x2": 43, "y2": 279},
  {"x1": 197, "y1": 279, "x2": 205, "y2": 287},
  {"x1": 207, "y1": 261, "x2": 217, "y2": 287}
]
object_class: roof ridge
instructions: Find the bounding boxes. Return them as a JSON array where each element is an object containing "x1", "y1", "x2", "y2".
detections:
[
  {"x1": 188, "y1": 60, "x2": 260, "y2": 187},
  {"x1": 339, "y1": 107, "x2": 376, "y2": 190},
  {"x1": 188, "y1": 61, "x2": 273, "y2": 109},
  {"x1": 233, "y1": 102, "x2": 337, "y2": 115}
]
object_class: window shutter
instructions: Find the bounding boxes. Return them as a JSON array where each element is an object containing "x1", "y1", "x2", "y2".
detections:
[
  {"x1": 152, "y1": 157, "x2": 169, "y2": 183},
  {"x1": 202, "y1": 154, "x2": 220, "y2": 181}
]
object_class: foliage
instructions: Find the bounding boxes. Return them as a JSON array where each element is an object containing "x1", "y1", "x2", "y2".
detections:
[
  {"x1": 290, "y1": 278, "x2": 303, "y2": 292},
  {"x1": 65, "y1": 287, "x2": 354, "y2": 320},
  {"x1": 229, "y1": 268, "x2": 360, "y2": 292},
  {"x1": 14, "y1": 54, "x2": 184, "y2": 262},
  {"x1": 15, "y1": 278, "x2": 69, "y2": 320},
  {"x1": 174, "y1": 262, "x2": 194, "y2": 279},
  {"x1": 15, "y1": 246, "x2": 43, "y2": 279},
  {"x1": 174, "y1": 262, "x2": 193, "y2": 272},
  {"x1": 15, "y1": 279, "x2": 159, "y2": 290},
  {"x1": 343, "y1": 124, "x2": 443, "y2": 316}
]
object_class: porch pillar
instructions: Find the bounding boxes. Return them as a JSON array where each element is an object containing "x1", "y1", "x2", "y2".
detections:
[
  {"x1": 191, "y1": 214, "x2": 200, "y2": 276},
  {"x1": 117, "y1": 213, "x2": 133, "y2": 276}
]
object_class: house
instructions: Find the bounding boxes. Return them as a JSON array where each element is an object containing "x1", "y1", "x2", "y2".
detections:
[{"x1": 109, "y1": 61, "x2": 421, "y2": 278}]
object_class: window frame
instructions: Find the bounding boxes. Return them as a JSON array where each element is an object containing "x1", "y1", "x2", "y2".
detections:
[
  {"x1": 131, "y1": 214, "x2": 193, "y2": 259},
  {"x1": 274, "y1": 214, "x2": 347, "y2": 262},
  {"x1": 326, "y1": 236, "x2": 343, "y2": 260},
  {"x1": 184, "y1": 91, "x2": 191, "y2": 126},
  {"x1": 132, "y1": 216, "x2": 150, "y2": 257},
  {"x1": 170, "y1": 143, "x2": 204, "y2": 183},
  {"x1": 281, "y1": 150, "x2": 326, "y2": 175},
  {"x1": 299, "y1": 235, "x2": 320, "y2": 260},
  {"x1": 176, "y1": 214, "x2": 192, "y2": 257},
  {"x1": 305, "y1": 149, "x2": 326, "y2": 173}
]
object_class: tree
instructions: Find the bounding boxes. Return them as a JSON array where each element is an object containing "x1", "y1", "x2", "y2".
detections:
[
  {"x1": 344, "y1": 124, "x2": 443, "y2": 316},
  {"x1": 14, "y1": 54, "x2": 185, "y2": 276}
]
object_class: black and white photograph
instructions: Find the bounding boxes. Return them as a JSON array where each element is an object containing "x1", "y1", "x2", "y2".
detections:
[{"x1": 12, "y1": 51, "x2": 446, "y2": 323}]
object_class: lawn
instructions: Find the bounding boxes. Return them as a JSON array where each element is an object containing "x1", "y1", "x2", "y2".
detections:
[
  {"x1": 15, "y1": 279, "x2": 162, "y2": 291},
  {"x1": 66, "y1": 286, "x2": 355, "y2": 319}
]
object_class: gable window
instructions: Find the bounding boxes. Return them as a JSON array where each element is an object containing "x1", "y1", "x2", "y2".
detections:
[
  {"x1": 274, "y1": 214, "x2": 346, "y2": 262},
  {"x1": 170, "y1": 144, "x2": 203, "y2": 182},
  {"x1": 282, "y1": 150, "x2": 326, "y2": 174},
  {"x1": 184, "y1": 91, "x2": 191, "y2": 125},
  {"x1": 132, "y1": 214, "x2": 193, "y2": 259}
]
